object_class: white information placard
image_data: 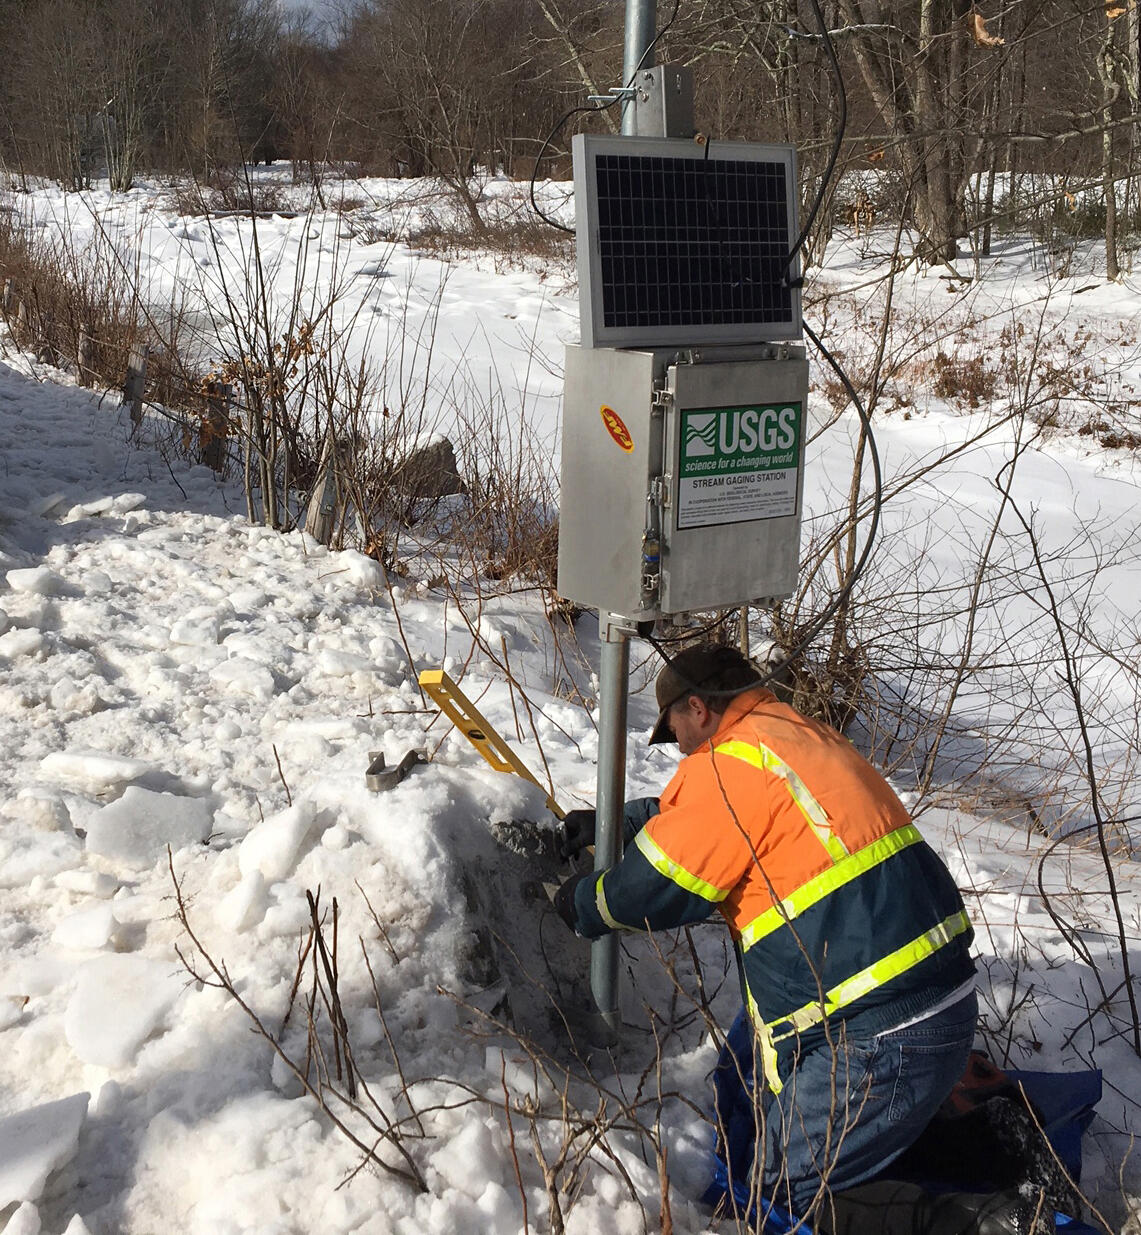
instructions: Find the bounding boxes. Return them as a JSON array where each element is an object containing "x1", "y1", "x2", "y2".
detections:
[{"x1": 677, "y1": 403, "x2": 802, "y2": 530}]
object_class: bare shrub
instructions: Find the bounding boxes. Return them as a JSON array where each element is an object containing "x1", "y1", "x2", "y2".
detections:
[
  {"x1": 167, "y1": 176, "x2": 291, "y2": 218},
  {"x1": 930, "y1": 350, "x2": 999, "y2": 407},
  {"x1": 0, "y1": 200, "x2": 143, "y2": 385},
  {"x1": 408, "y1": 215, "x2": 574, "y2": 275}
]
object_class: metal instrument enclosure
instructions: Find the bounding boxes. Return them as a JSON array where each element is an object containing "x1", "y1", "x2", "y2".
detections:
[{"x1": 558, "y1": 345, "x2": 809, "y2": 619}]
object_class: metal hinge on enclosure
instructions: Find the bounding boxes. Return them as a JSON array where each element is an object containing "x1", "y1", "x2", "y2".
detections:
[{"x1": 640, "y1": 383, "x2": 672, "y2": 605}]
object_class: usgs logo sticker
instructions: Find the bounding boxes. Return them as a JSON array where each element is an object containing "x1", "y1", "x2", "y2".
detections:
[
  {"x1": 678, "y1": 403, "x2": 802, "y2": 530},
  {"x1": 600, "y1": 404, "x2": 634, "y2": 453}
]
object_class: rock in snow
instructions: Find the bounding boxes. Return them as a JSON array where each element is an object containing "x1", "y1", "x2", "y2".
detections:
[
  {"x1": 0, "y1": 1092, "x2": 89, "y2": 1208},
  {"x1": 84, "y1": 786, "x2": 213, "y2": 870},
  {"x1": 64, "y1": 955, "x2": 184, "y2": 1068}
]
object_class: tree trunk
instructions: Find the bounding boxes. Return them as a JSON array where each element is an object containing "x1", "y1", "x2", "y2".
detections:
[
  {"x1": 836, "y1": 0, "x2": 971, "y2": 265},
  {"x1": 1097, "y1": 26, "x2": 1121, "y2": 281}
]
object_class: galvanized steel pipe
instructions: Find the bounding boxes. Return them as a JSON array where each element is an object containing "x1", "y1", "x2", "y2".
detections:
[{"x1": 621, "y1": 0, "x2": 656, "y2": 136}]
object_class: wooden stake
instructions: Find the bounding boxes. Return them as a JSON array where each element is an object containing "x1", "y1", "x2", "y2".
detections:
[
  {"x1": 303, "y1": 427, "x2": 339, "y2": 546},
  {"x1": 201, "y1": 380, "x2": 231, "y2": 473},
  {"x1": 78, "y1": 322, "x2": 93, "y2": 386},
  {"x1": 124, "y1": 343, "x2": 149, "y2": 428}
]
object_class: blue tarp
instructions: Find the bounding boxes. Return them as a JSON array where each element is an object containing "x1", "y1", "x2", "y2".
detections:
[{"x1": 702, "y1": 1009, "x2": 1103, "y2": 1233}]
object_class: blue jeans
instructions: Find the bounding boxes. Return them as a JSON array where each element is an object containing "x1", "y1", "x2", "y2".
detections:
[{"x1": 716, "y1": 992, "x2": 978, "y2": 1221}]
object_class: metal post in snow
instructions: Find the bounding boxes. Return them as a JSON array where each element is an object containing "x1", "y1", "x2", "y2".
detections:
[
  {"x1": 589, "y1": 0, "x2": 656, "y2": 1048},
  {"x1": 591, "y1": 614, "x2": 630, "y2": 1044}
]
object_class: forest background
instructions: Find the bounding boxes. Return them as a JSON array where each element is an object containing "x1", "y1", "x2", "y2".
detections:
[{"x1": 1, "y1": 0, "x2": 1139, "y2": 276}]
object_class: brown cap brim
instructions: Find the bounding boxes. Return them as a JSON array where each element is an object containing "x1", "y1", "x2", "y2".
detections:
[{"x1": 648, "y1": 706, "x2": 674, "y2": 746}]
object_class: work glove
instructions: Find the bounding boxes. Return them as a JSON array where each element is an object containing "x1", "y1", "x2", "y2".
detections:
[
  {"x1": 553, "y1": 871, "x2": 591, "y2": 933},
  {"x1": 559, "y1": 808, "x2": 597, "y2": 858}
]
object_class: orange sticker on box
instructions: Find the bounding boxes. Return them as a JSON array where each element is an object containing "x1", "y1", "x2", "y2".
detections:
[{"x1": 600, "y1": 405, "x2": 634, "y2": 453}]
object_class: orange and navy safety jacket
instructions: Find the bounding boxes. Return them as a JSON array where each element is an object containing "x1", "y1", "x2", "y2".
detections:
[{"x1": 571, "y1": 686, "x2": 975, "y2": 1090}]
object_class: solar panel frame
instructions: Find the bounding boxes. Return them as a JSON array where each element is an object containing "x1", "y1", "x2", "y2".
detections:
[{"x1": 573, "y1": 134, "x2": 802, "y2": 349}]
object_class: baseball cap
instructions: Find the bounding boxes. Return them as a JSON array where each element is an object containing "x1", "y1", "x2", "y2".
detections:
[{"x1": 648, "y1": 643, "x2": 763, "y2": 745}]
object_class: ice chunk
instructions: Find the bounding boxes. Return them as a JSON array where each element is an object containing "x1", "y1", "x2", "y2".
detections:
[
  {"x1": 210, "y1": 657, "x2": 276, "y2": 700},
  {"x1": 0, "y1": 1092, "x2": 89, "y2": 1208},
  {"x1": 30, "y1": 492, "x2": 67, "y2": 518},
  {"x1": 64, "y1": 955, "x2": 183, "y2": 1067},
  {"x1": 5, "y1": 566, "x2": 67, "y2": 596},
  {"x1": 0, "y1": 830, "x2": 82, "y2": 888},
  {"x1": 170, "y1": 608, "x2": 221, "y2": 647},
  {"x1": 428, "y1": 1116, "x2": 503, "y2": 1197},
  {"x1": 54, "y1": 869, "x2": 118, "y2": 898},
  {"x1": 70, "y1": 496, "x2": 115, "y2": 517},
  {"x1": 367, "y1": 634, "x2": 408, "y2": 684},
  {"x1": 0, "y1": 996, "x2": 27, "y2": 1029},
  {"x1": 48, "y1": 676, "x2": 102, "y2": 715},
  {"x1": 91, "y1": 1081, "x2": 123, "y2": 1120},
  {"x1": 52, "y1": 904, "x2": 120, "y2": 951},
  {"x1": 336, "y1": 550, "x2": 386, "y2": 590},
  {"x1": 40, "y1": 750, "x2": 153, "y2": 793},
  {"x1": 228, "y1": 585, "x2": 267, "y2": 611},
  {"x1": 85, "y1": 786, "x2": 212, "y2": 870},
  {"x1": 237, "y1": 801, "x2": 318, "y2": 883},
  {"x1": 111, "y1": 492, "x2": 146, "y2": 513},
  {"x1": 0, "y1": 628, "x2": 45, "y2": 659},
  {"x1": 314, "y1": 648, "x2": 372, "y2": 676},
  {"x1": 7, "y1": 789, "x2": 71, "y2": 832},
  {"x1": 217, "y1": 871, "x2": 268, "y2": 933}
]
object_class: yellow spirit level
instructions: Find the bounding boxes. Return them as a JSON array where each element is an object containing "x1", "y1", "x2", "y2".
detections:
[{"x1": 418, "y1": 669, "x2": 566, "y2": 820}]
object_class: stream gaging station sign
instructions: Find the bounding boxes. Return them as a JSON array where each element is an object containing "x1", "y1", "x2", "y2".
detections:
[{"x1": 677, "y1": 401, "x2": 803, "y2": 530}]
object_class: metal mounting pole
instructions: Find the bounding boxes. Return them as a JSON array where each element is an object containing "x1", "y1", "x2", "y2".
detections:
[
  {"x1": 590, "y1": 613, "x2": 631, "y2": 1044},
  {"x1": 621, "y1": 0, "x2": 656, "y2": 136},
  {"x1": 586, "y1": 0, "x2": 657, "y2": 1051}
]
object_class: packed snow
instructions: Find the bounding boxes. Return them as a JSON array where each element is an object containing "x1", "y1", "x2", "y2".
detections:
[{"x1": 0, "y1": 169, "x2": 1139, "y2": 1233}]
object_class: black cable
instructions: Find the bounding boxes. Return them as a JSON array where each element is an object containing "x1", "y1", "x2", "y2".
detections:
[
  {"x1": 781, "y1": 0, "x2": 846, "y2": 285},
  {"x1": 529, "y1": 0, "x2": 683, "y2": 234},
  {"x1": 529, "y1": 102, "x2": 615, "y2": 235}
]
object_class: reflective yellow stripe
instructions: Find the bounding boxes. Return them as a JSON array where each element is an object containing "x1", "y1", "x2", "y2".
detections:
[
  {"x1": 634, "y1": 828, "x2": 731, "y2": 903},
  {"x1": 739, "y1": 824, "x2": 923, "y2": 951},
  {"x1": 714, "y1": 739, "x2": 849, "y2": 862},
  {"x1": 594, "y1": 873, "x2": 627, "y2": 930},
  {"x1": 769, "y1": 910, "x2": 973, "y2": 1041},
  {"x1": 746, "y1": 988, "x2": 784, "y2": 1094}
]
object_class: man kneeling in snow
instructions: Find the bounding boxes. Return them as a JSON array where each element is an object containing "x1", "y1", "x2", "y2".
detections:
[{"x1": 554, "y1": 643, "x2": 977, "y2": 1220}]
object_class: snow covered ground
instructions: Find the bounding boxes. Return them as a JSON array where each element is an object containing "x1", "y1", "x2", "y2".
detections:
[{"x1": 0, "y1": 172, "x2": 1140, "y2": 1233}]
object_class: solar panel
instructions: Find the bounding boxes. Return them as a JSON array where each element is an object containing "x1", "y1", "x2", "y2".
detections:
[{"x1": 573, "y1": 135, "x2": 802, "y2": 349}]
